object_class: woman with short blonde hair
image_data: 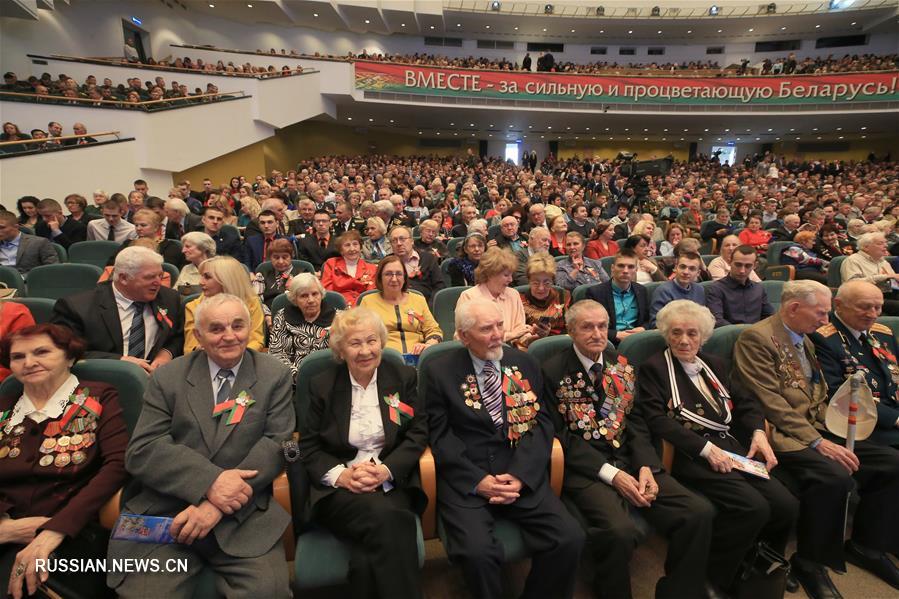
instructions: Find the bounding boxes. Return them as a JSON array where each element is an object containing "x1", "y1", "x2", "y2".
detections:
[
  {"x1": 520, "y1": 253, "x2": 569, "y2": 347},
  {"x1": 457, "y1": 248, "x2": 531, "y2": 346}
]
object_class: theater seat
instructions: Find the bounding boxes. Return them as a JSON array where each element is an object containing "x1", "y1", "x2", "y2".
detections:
[
  {"x1": 10, "y1": 297, "x2": 56, "y2": 323},
  {"x1": 431, "y1": 286, "x2": 467, "y2": 337},
  {"x1": 290, "y1": 347, "x2": 431, "y2": 590},
  {"x1": 270, "y1": 290, "x2": 346, "y2": 318},
  {"x1": 766, "y1": 241, "x2": 795, "y2": 267},
  {"x1": 67, "y1": 240, "x2": 121, "y2": 269},
  {"x1": 25, "y1": 263, "x2": 103, "y2": 300},
  {"x1": 445, "y1": 236, "x2": 465, "y2": 256},
  {"x1": 762, "y1": 280, "x2": 785, "y2": 310},
  {"x1": 161, "y1": 262, "x2": 180, "y2": 284},
  {"x1": 765, "y1": 264, "x2": 795, "y2": 282},
  {"x1": 571, "y1": 284, "x2": 594, "y2": 303},
  {"x1": 704, "y1": 324, "x2": 751, "y2": 371},
  {"x1": 877, "y1": 316, "x2": 899, "y2": 339},
  {"x1": 617, "y1": 330, "x2": 667, "y2": 367},
  {"x1": 0, "y1": 266, "x2": 25, "y2": 295},
  {"x1": 827, "y1": 255, "x2": 848, "y2": 288}
]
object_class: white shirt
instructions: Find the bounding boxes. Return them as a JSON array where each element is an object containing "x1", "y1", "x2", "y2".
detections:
[
  {"x1": 113, "y1": 283, "x2": 159, "y2": 359},
  {"x1": 322, "y1": 369, "x2": 393, "y2": 490},
  {"x1": 572, "y1": 346, "x2": 620, "y2": 485},
  {"x1": 5, "y1": 373, "x2": 79, "y2": 429},
  {"x1": 87, "y1": 218, "x2": 137, "y2": 243},
  {"x1": 208, "y1": 355, "x2": 244, "y2": 403}
]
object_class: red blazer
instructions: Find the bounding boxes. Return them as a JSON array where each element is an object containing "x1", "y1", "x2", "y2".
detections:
[
  {"x1": 585, "y1": 239, "x2": 619, "y2": 260},
  {"x1": 321, "y1": 257, "x2": 377, "y2": 305},
  {"x1": 0, "y1": 302, "x2": 35, "y2": 382}
]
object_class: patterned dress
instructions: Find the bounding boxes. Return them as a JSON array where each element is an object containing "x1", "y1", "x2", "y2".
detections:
[{"x1": 269, "y1": 303, "x2": 336, "y2": 380}]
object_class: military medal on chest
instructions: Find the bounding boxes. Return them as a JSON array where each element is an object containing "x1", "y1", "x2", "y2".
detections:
[
  {"x1": 502, "y1": 366, "x2": 540, "y2": 446},
  {"x1": 461, "y1": 375, "x2": 482, "y2": 410}
]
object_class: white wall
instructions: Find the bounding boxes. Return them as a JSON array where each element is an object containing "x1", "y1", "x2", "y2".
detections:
[{"x1": 2, "y1": 0, "x2": 894, "y2": 77}]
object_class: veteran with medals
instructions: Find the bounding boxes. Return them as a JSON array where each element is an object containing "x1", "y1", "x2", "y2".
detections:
[
  {"x1": 424, "y1": 299, "x2": 585, "y2": 599},
  {"x1": 638, "y1": 300, "x2": 798, "y2": 598},
  {"x1": 812, "y1": 280, "x2": 899, "y2": 448},
  {"x1": 734, "y1": 280, "x2": 899, "y2": 598},
  {"x1": 299, "y1": 307, "x2": 428, "y2": 599},
  {"x1": 107, "y1": 294, "x2": 295, "y2": 597},
  {"x1": 543, "y1": 300, "x2": 714, "y2": 599},
  {"x1": 0, "y1": 324, "x2": 128, "y2": 599}
]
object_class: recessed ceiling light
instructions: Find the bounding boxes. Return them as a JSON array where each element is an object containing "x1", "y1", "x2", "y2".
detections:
[
  {"x1": 599, "y1": 30, "x2": 604, "y2": 33},
  {"x1": 313, "y1": 13, "x2": 318, "y2": 17},
  {"x1": 471, "y1": 133, "x2": 475, "y2": 136},
  {"x1": 717, "y1": 29, "x2": 722, "y2": 33},
  {"x1": 489, "y1": 134, "x2": 493, "y2": 137},
  {"x1": 756, "y1": 137, "x2": 760, "y2": 141},
  {"x1": 680, "y1": 137, "x2": 685, "y2": 141},
  {"x1": 247, "y1": 3, "x2": 252, "y2": 7},
  {"x1": 490, "y1": 124, "x2": 494, "y2": 127},
  {"x1": 687, "y1": 30, "x2": 692, "y2": 34},
  {"x1": 851, "y1": 21, "x2": 857, "y2": 25},
  {"x1": 450, "y1": 122, "x2": 454, "y2": 126},
  {"x1": 657, "y1": 30, "x2": 662, "y2": 34},
  {"x1": 683, "y1": 128, "x2": 688, "y2": 132},
  {"x1": 418, "y1": 131, "x2": 422, "y2": 135},
  {"x1": 624, "y1": 128, "x2": 629, "y2": 131},
  {"x1": 436, "y1": 132, "x2": 440, "y2": 135},
  {"x1": 627, "y1": 137, "x2": 631, "y2": 140},
  {"x1": 514, "y1": 26, "x2": 519, "y2": 30},
  {"x1": 541, "y1": 135, "x2": 545, "y2": 139},
  {"x1": 789, "y1": 128, "x2": 795, "y2": 131},
  {"x1": 861, "y1": 135, "x2": 866, "y2": 138},
  {"x1": 644, "y1": 137, "x2": 648, "y2": 141},
  {"x1": 818, "y1": 136, "x2": 823, "y2": 140},
  {"x1": 509, "y1": 124, "x2": 514, "y2": 128},
  {"x1": 364, "y1": 19, "x2": 370, "y2": 24},
  {"x1": 768, "y1": 128, "x2": 773, "y2": 131},
  {"x1": 704, "y1": 128, "x2": 709, "y2": 132},
  {"x1": 575, "y1": 136, "x2": 579, "y2": 139},
  {"x1": 208, "y1": 3, "x2": 214, "y2": 6},
  {"x1": 861, "y1": 126, "x2": 867, "y2": 130},
  {"x1": 368, "y1": 118, "x2": 373, "y2": 122},
  {"x1": 586, "y1": 127, "x2": 590, "y2": 131},
  {"x1": 775, "y1": 137, "x2": 780, "y2": 140},
  {"x1": 485, "y1": 25, "x2": 490, "y2": 29},
  {"x1": 748, "y1": 28, "x2": 754, "y2": 32},
  {"x1": 571, "y1": 29, "x2": 575, "y2": 33},
  {"x1": 724, "y1": 128, "x2": 730, "y2": 132},
  {"x1": 429, "y1": 25, "x2": 435, "y2": 29},
  {"x1": 717, "y1": 138, "x2": 722, "y2": 141},
  {"x1": 836, "y1": 127, "x2": 842, "y2": 131},
  {"x1": 815, "y1": 24, "x2": 820, "y2": 28},
  {"x1": 813, "y1": 127, "x2": 818, "y2": 131},
  {"x1": 453, "y1": 133, "x2": 458, "y2": 136},
  {"x1": 628, "y1": 30, "x2": 633, "y2": 34},
  {"x1": 542, "y1": 28, "x2": 547, "y2": 32},
  {"x1": 347, "y1": 117, "x2": 352, "y2": 121},
  {"x1": 547, "y1": 126, "x2": 552, "y2": 129},
  {"x1": 746, "y1": 128, "x2": 751, "y2": 132},
  {"x1": 401, "y1": 23, "x2": 406, "y2": 27},
  {"x1": 566, "y1": 126, "x2": 571, "y2": 130},
  {"x1": 389, "y1": 119, "x2": 394, "y2": 123}
]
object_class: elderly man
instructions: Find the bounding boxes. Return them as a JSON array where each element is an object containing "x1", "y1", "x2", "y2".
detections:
[
  {"x1": 512, "y1": 226, "x2": 550, "y2": 285},
  {"x1": 107, "y1": 293, "x2": 294, "y2": 597},
  {"x1": 331, "y1": 200, "x2": 365, "y2": 235},
  {"x1": 86, "y1": 194, "x2": 137, "y2": 242},
  {"x1": 33, "y1": 198, "x2": 86, "y2": 249},
  {"x1": 51, "y1": 246, "x2": 183, "y2": 372},
  {"x1": 812, "y1": 281, "x2": 899, "y2": 448},
  {"x1": 521, "y1": 203, "x2": 547, "y2": 235},
  {"x1": 841, "y1": 231, "x2": 899, "y2": 315},
  {"x1": 490, "y1": 215, "x2": 527, "y2": 253},
  {"x1": 700, "y1": 208, "x2": 734, "y2": 242},
  {"x1": 373, "y1": 199, "x2": 397, "y2": 230},
  {"x1": 585, "y1": 249, "x2": 650, "y2": 344},
  {"x1": 163, "y1": 197, "x2": 202, "y2": 240},
  {"x1": 414, "y1": 218, "x2": 448, "y2": 261},
  {"x1": 706, "y1": 245, "x2": 775, "y2": 327},
  {"x1": 770, "y1": 213, "x2": 801, "y2": 242},
  {"x1": 451, "y1": 204, "x2": 479, "y2": 238},
  {"x1": 288, "y1": 198, "x2": 316, "y2": 236},
  {"x1": 543, "y1": 300, "x2": 713, "y2": 599},
  {"x1": 0, "y1": 210, "x2": 58, "y2": 274},
  {"x1": 389, "y1": 226, "x2": 444, "y2": 303},
  {"x1": 734, "y1": 280, "x2": 899, "y2": 597},
  {"x1": 424, "y1": 300, "x2": 584, "y2": 599}
]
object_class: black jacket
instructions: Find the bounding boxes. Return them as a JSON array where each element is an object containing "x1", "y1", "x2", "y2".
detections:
[{"x1": 585, "y1": 281, "x2": 650, "y2": 345}]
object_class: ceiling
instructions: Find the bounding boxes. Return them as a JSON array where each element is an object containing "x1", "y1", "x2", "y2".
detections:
[
  {"x1": 315, "y1": 97, "x2": 897, "y2": 143},
  {"x1": 177, "y1": 0, "x2": 898, "y2": 44}
]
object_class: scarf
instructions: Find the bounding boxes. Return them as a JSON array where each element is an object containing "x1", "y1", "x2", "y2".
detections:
[{"x1": 664, "y1": 349, "x2": 732, "y2": 432}]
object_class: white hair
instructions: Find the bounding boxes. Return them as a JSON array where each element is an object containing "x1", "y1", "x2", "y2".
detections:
[
  {"x1": 455, "y1": 299, "x2": 502, "y2": 334},
  {"x1": 565, "y1": 299, "x2": 608, "y2": 331},
  {"x1": 329, "y1": 307, "x2": 387, "y2": 362},
  {"x1": 165, "y1": 197, "x2": 189, "y2": 216},
  {"x1": 181, "y1": 231, "x2": 216, "y2": 257},
  {"x1": 113, "y1": 246, "x2": 162, "y2": 279},
  {"x1": 857, "y1": 231, "x2": 886, "y2": 251},
  {"x1": 373, "y1": 199, "x2": 394, "y2": 218},
  {"x1": 286, "y1": 272, "x2": 325, "y2": 303},
  {"x1": 656, "y1": 300, "x2": 716, "y2": 345},
  {"x1": 195, "y1": 293, "x2": 250, "y2": 330},
  {"x1": 469, "y1": 219, "x2": 488, "y2": 236},
  {"x1": 780, "y1": 279, "x2": 831, "y2": 306}
]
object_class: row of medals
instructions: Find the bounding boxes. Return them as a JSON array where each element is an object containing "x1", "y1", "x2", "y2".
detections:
[
  {"x1": 0, "y1": 423, "x2": 96, "y2": 468},
  {"x1": 557, "y1": 377, "x2": 622, "y2": 448}
]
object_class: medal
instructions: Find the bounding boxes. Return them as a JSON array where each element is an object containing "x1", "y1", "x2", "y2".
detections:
[
  {"x1": 57, "y1": 435, "x2": 71, "y2": 448},
  {"x1": 54, "y1": 452, "x2": 71, "y2": 467},
  {"x1": 8, "y1": 447, "x2": 20, "y2": 459},
  {"x1": 40, "y1": 438, "x2": 57, "y2": 453},
  {"x1": 71, "y1": 450, "x2": 87, "y2": 465},
  {"x1": 0, "y1": 446, "x2": 9, "y2": 458},
  {"x1": 39, "y1": 455, "x2": 54, "y2": 467}
]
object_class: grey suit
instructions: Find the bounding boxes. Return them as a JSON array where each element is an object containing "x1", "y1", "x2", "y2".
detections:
[
  {"x1": 10, "y1": 233, "x2": 58, "y2": 274},
  {"x1": 108, "y1": 349, "x2": 295, "y2": 596}
]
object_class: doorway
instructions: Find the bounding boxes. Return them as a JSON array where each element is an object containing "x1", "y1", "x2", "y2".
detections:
[{"x1": 122, "y1": 20, "x2": 149, "y2": 62}]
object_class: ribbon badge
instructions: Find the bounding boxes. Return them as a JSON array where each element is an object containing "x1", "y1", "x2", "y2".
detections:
[
  {"x1": 384, "y1": 392, "x2": 414, "y2": 425},
  {"x1": 60, "y1": 388, "x2": 103, "y2": 431},
  {"x1": 407, "y1": 310, "x2": 424, "y2": 327},
  {"x1": 155, "y1": 307, "x2": 173, "y2": 328},
  {"x1": 213, "y1": 391, "x2": 255, "y2": 425},
  {"x1": 0, "y1": 409, "x2": 11, "y2": 429}
]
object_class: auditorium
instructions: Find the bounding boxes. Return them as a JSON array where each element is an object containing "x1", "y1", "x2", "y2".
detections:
[{"x1": 0, "y1": 1, "x2": 898, "y2": 598}]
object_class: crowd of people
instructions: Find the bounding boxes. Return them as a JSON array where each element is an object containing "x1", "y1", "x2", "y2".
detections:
[
  {"x1": 0, "y1": 120, "x2": 98, "y2": 154},
  {"x1": 1, "y1": 149, "x2": 899, "y2": 599},
  {"x1": 1, "y1": 71, "x2": 226, "y2": 110}
]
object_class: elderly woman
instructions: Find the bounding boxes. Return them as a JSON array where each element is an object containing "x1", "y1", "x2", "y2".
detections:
[
  {"x1": 62, "y1": 194, "x2": 95, "y2": 226},
  {"x1": 413, "y1": 219, "x2": 448, "y2": 261},
  {"x1": 781, "y1": 231, "x2": 829, "y2": 284},
  {"x1": 90, "y1": 190, "x2": 108, "y2": 216},
  {"x1": 109, "y1": 208, "x2": 183, "y2": 268},
  {"x1": 841, "y1": 231, "x2": 899, "y2": 315},
  {"x1": 520, "y1": 253, "x2": 569, "y2": 347},
  {"x1": 174, "y1": 231, "x2": 216, "y2": 296},
  {"x1": 556, "y1": 232, "x2": 610, "y2": 291},
  {"x1": 321, "y1": 230, "x2": 378, "y2": 306},
  {"x1": 456, "y1": 247, "x2": 531, "y2": 346},
  {"x1": 446, "y1": 233, "x2": 486, "y2": 287},
  {"x1": 252, "y1": 238, "x2": 305, "y2": 323},
  {"x1": 269, "y1": 273, "x2": 335, "y2": 380},
  {"x1": 184, "y1": 256, "x2": 264, "y2": 353},
  {"x1": 0, "y1": 324, "x2": 128, "y2": 599},
  {"x1": 585, "y1": 222, "x2": 619, "y2": 260},
  {"x1": 635, "y1": 300, "x2": 798, "y2": 597},
  {"x1": 813, "y1": 225, "x2": 849, "y2": 261},
  {"x1": 548, "y1": 215, "x2": 568, "y2": 256},
  {"x1": 708, "y1": 235, "x2": 762, "y2": 282},
  {"x1": 298, "y1": 307, "x2": 427, "y2": 599},
  {"x1": 359, "y1": 256, "x2": 442, "y2": 356},
  {"x1": 362, "y1": 216, "x2": 391, "y2": 261}
]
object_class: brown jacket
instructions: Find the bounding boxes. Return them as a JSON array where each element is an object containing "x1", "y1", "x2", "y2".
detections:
[{"x1": 732, "y1": 313, "x2": 828, "y2": 452}]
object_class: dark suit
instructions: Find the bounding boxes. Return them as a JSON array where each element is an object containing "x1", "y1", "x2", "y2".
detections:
[
  {"x1": 405, "y1": 251, "x2": 445, "y2": 303},
  {"x1": 543, "y1": 346, "x2": 713, "y2": 598},
  {"x1": 331, "y1": 217, "x2": 365, "y2": 236},
  {"x1": 6, "y1": 233, "x2": 58, "y2": 273},
  {"x1": 51, "y1": 282, "x2": 184, "y2": 361},
  {"x1": 424, "y1": 346, "x2": 584, "y2": 599},
  {"x1": 207, "y1": 227, "x2": 244, "y2": 262},
  {"x1": 637, "y1": 351, "x2": 798, "y2": 589},
  {"x1": 107, "y1": 350, "x2": 294, "y2": 595},
  {"x1": 296, "y1": 234, "x2": 339, "y2": 271},
  {"x1": 769, "y1": 226, "x2": 796, "y2": 242},
  {"x1": 164, "y1": 213, "x2": 202, "y2": 240},
  {"x1": 812, "y1": 317, "x2": 899, "y2": 447},
  {"x1": 34, "y1": 217, "x2": 86, "y2": 249},
  {"x1": 585, "y1": 281, "x2": 650, "y2": 345},
  {"x1": 243, "y1": 234, "x2": 292, "y2": 271},
  {"x1": 299, "y1": 361, "x2": 427, "y2": 598}
]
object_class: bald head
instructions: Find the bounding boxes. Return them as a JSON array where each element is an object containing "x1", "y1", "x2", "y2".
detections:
[{"x1": 835, "y1": 280, "x2": 884, "y2": 333}]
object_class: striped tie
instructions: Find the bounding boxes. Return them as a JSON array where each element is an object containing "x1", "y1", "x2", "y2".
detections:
[
  {"x1": 215, "y1": 369, "x2": 233, "y2": 405},
  {"x1": 127, "y1": 302, "x2": 146, "y2": 358},
  {"x1": 481, "y1": 361, "x2": 504, "y2": 430}
]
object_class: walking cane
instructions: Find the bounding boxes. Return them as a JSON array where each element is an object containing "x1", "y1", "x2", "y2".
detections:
[{"x1": 843, "y1": 372, "x2": 863, "y2": 538}]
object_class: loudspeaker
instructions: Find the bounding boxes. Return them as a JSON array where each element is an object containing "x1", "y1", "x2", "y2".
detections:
[
  {"x1": 549, "y1": 140, "x2": 559, "y2": 156},
  {"x1": 479, "y1": 139, "x2": 488, "y2": 157},
  {"x1": 688, "y1": 142, "x2": 698, "y2": 162}
]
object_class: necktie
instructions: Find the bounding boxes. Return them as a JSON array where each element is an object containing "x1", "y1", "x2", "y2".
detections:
[
  {"x1": 589, "y1": 363, "x2": 603, "y2": 387},
  {"x1": 176, "y1": 223, "x2": 184, "y2": 239},
  {"x1": 481, "y1": 361, "x2": 504, "y2": 430},
  {"x1": 127, "y1": 302, "x2": 146, "y2": 358},
  {"x1": 320, "y1": 237, "x2": 327, "y2": 249},
  {"x1": 106, "y1": 223, "x2": 117, "y2": 241},
  {"x1": 215, "y1": 369, "x2": 233, "y2": 405},
  {"x1": 263, "y1": 237, "x2": 273, "y2": 260},
  {"x1": 794, "y1": 341, "x2": 812, "y2": 379}
]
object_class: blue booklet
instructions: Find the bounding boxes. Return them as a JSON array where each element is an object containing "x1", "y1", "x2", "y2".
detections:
[{"x1": 111, "y1": 513, "x2": 176, "y2": 544}]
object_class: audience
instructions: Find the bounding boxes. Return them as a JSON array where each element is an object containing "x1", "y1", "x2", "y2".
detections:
[
  {"x1": 585, "y1": 249, "x2": 650, "y2": 344},
  {"x1": 268, "y1": 273, "x2": 336, "y2": 380},
  {"x1": 174, "y1": 231, "x2": 216, "y2": 296},
  {"x1": 0, "y1": 210, "x2": 59, "y2": 274},
  {"x1": 705, "y1": 245, "x2": 775, "y2": 327}
]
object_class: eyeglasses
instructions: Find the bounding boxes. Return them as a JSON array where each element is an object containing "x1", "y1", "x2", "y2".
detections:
[{"x1": 383, "y1": 272, "x2": 405, "y2": 279}]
